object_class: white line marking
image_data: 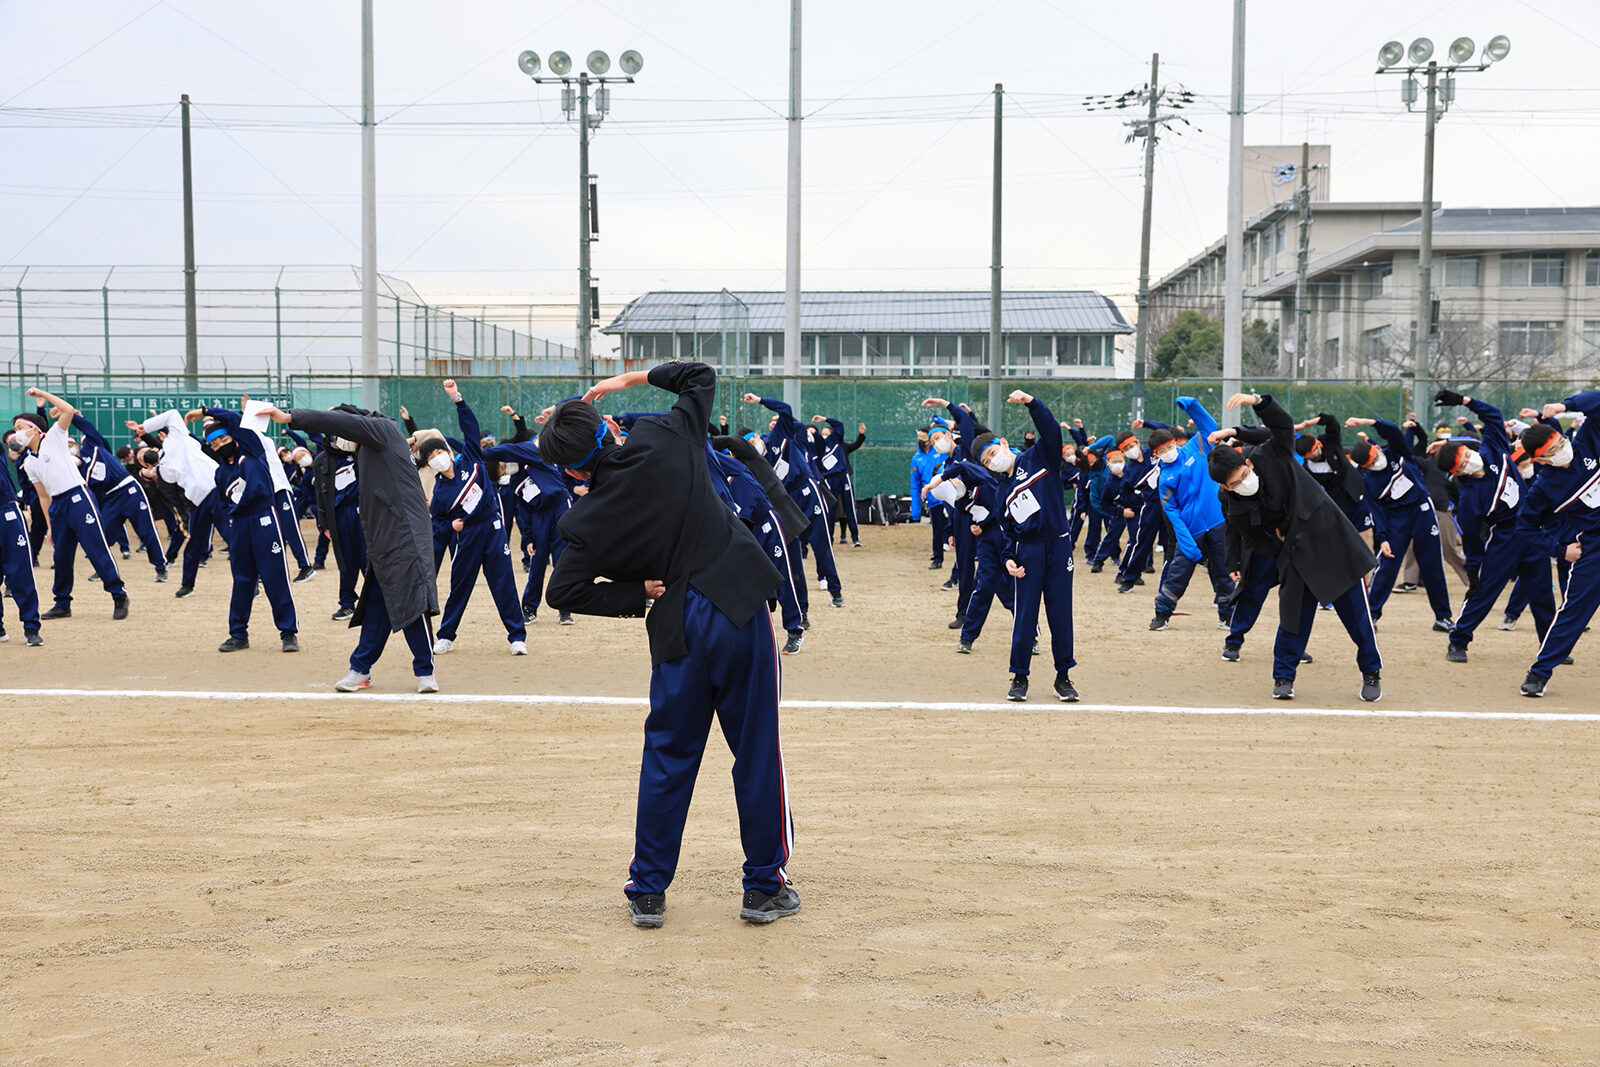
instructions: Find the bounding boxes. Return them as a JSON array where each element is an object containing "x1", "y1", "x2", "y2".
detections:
[{"x1": 0, "y1": 688, "x2": 1594, "y2": 723}]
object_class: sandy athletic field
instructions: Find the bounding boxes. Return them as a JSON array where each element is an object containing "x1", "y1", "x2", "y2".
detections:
[{"x1": 3, "y1": 522, "x2": 1598, "y2": 1064}]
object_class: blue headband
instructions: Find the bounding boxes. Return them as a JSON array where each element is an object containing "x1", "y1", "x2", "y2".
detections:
[
  {"x1": 204, "y1": 426, "x2": 229, "y2": 443},
  {"x1": 569, "y1": 420, "x2": 610, "y2": 470}
]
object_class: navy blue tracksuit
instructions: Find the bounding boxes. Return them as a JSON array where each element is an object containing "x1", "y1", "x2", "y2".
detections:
[
  {"x1": 1112, "y1": 455, "x2": 1161, "y2": 583},
  {"x1": 999, "y1": 398, "x2": 1074, "y2": 678},
  {"x1": 1362, "y1": 420, "x2": 1452, "y2": 622},
  {"x1": 434, "y1": 400, "x2": 525, "y2": 646},
  {"x1": 482, "y1": 437, "x2": 570, "y2": 617},
  {"x1": 717, "y1": 451, "x2": 805, "y2": 637},
  {"x1": 203, "y1": 409, "x2": 297, "y2": 640},
  {"x1": 0, "y1": 466, "x2": 41, "y2": 633},
  {"x1": 325, "y1": 452, "x2": 364, "y2": 612},
  {"x1": 759, "y1": 398, "x2": 841, "y2": 598},
  {"x1": 814, "y1": 418, "x2": 859, "y2": 544},
  {"x1": 939, "y1": 459, "x2": 1015, "y2": 646},
  {"x1": 20, "y1": 424, "x2": 126, "y2": 608}
]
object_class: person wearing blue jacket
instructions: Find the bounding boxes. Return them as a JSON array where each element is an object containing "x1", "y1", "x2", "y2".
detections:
[
  {"x1": 1431, "y1": 390, "x2": 1556, "y2": 664},
  {"x1": 746, "y1": 393, "x2": 843, "y2": 607},
  {"x1": 0, "y1": 453, "x2": 43, "y2": 644},
  {"x1": 482, "y1": 431, "x2": 574, "y2": 625},
  {"x1": 1346, "y1": 416, "x2": 1453, "y2": 627},
  {"x1": 1513, "y1": 391, "x2": 1600, "y2": 696},
  {"x1": 197, "y1": 404, "x2": 298, "y2": 653},
  {"x1": 421, "y1": 381, "x2": 528, "y2": 656},
  {"x1": 1149, "y1": 397, "x2": 1234, "y2": 630},
  {"x1": 911, "y1": 421, "x2": 954, "y2": 569},
  {"x1": 976, "y1": 390, "x2": 1078, "y2": 703}
]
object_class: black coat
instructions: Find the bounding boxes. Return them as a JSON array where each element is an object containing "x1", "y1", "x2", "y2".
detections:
[
  {"x1": 1305, "y1": 412, "x2": 1364, "y2": 516},
  {"x1": 289, "y1": 407, "x2": 438, "y2": 631},
  {"x1": 547, "y1": 362, "x2": 780, "y2": 666},
  {"x1": 713, "y1": 433, "x2": 809, "y2": 537},
  {"x1": 1220, "y1": 395, "x2": 1376, "y2": 633}
]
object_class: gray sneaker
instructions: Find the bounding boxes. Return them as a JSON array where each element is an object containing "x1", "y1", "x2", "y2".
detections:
[
  {"x1": 740, "y1": 884, "x2": 801, "y2": 924},
  {"x1": 334, "y1": 670, "x2": 371, "y2": 692},
  {"x1": 416, "y1": 675, "x2": 439, "y2": 694}
]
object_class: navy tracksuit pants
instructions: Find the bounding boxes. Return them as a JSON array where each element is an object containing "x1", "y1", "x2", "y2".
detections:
[
  {"x1": 825, "y1": 472, "x2": 858, "y2": 543},
  {"x1": 1009, "y1": 533, "x2": 1075, "y2": 678},
  {"x1": 1225, "y1": 553, "x2": 1279, "y2": 653},
  {"x1": 181, "y1": 490, "x2": 224, "y2": 589},
  {"x1": 98, "y1": 479, "x2": 166, "y2": 575},
  {"x1": 784, "y1": 524, "x2": 811, "y2": 618},
  {"x1": 1368, "y1": 500, "x2": 1452, "y2": 621},
  {"x1": 1153, "y1": 522, "x2": 1234, "y2": 620},
  {"x1": 274, "y1": 489, "x2": 310, "y2": 569},
  {"x1": 49, "y1": 488, "x2": 126, "y2": 606},
  {"x1": 930, "y1": 506, "x2": 950, "y2": 565},
  {"x1": 1070, "y1": 502, "x2": 1102, "y2": 558},
  {"x1": 431, "y1": 517, "x2": 452, "y2": 574},
  {"x1": 1530, "y1": 546, "x2": 1599, "y2": 681},
  {"x1": 518, "y1": 499, "x2": 567, "y2": 616},
  {"x1": 332, "y1": 501, "x2": 366, "y2": 612},
  {"x1": 350, "y1": 575, "x2": 435, "y2": 677},
  {"x1": 1115, "y1": 500, "x2": 1160, "y2": 583},
  {"x1": 1452, "y1": 524, "x2": 1556, "y2": 647},
  {"x1": 226, "y1": 509, "x2": 298, "y2": 640},
  {"x1": 437, "y1": 515, "x2": 526, "y2": 644},
  {"x1": 952, "y1": 517, "x2": 976, "y2": 617},
  {"x1": 1091, "y1": 512, "x2": 1126, "y2": 566},
  {"x1": 1271, "y1": 579, "x2": 1382, "y2": 681},
  {"x1": 959, "y1": 531, "x2": 1016, "y2": 646},
  {"x1": 0, "y1": 504, "x2": 41, "y2": 632},
  {"x1": 755, "y1": 512, "x2": 805, "y2": 635},
  {"x1": 794, "y1": 479, "x2": 840, "y2": 595},
  {"x1": 627, "y1": 587, "x2": 790, "y2": 899}
]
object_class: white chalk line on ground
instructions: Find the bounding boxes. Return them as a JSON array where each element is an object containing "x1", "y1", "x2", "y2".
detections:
[{"x1": 2, "y1": 688, "x2": 1596, "y2": 724}]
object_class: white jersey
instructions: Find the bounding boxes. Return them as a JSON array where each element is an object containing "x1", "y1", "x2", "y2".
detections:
[
  {"x1": 141, "y1": 410, "x2": 219, "y2": 506},
  {"x1": 20, "y1": 424, "x2": 88, "y2": 496},
  {"x1": 240, "y1": 401, "x2": 292, "y2": 494}
]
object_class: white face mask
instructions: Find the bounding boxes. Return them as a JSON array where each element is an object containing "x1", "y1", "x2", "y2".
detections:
[
  {"x1": 1544, "y1": 440, "x2": 1574, "y2": 468},
  {"x1": 1518, "y1": 463, "x2": 1534, "y2": 480},
  {"x1": 1232, "y1": 469, "x2": 1261, "y2": 497},
  {"x1": 984, "y1": 447, "x2": 1012, "y2": 474},
  {"x1": 1155, "y1": 447, "x2": 1178, "y2": 465},
  {"x1": 933, "y1": 435, "x2": 954, "y2": 455},
  {"x1": 1062, "y1": 450, "x2": 1076, "y2": 465},
  {"x1": 747, "y1": 436, "x2": 764, "y2": 455},
  {"x1": 297, "y1": 454, "x2": 313, "y2": 468},
  {"x1": 1122, "y1": 444, "x2": 1141, "y2": 462},
  {"x1": 1108, "y1": 461, "x2": 1125, "y2": 476},
  {"x1": 427, "y1": 451, "x2": 452, "y2": 473},
  {"x1": 1458, "y1": 450, "x2": 1484, "y2": 477},
  {"x1": 333, "y1": 437, "x2": 359, "y2": 453},
  {"x1": 1368, "y1": 451, "x2": 1388, "y2": 473}
]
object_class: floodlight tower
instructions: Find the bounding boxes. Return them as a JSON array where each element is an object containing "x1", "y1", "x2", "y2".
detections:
[
  {"x1": 518, "y1": 47, "x2": 643, "y2": 379},
  {"x1": 1375, "y1": 33, "x2": 1509, "y2": 416}
]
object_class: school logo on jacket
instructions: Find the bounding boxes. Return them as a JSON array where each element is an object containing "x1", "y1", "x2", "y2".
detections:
[
  {"x1": 1586, "y1": 457, "x2": 1598, "y2": 471},
  {"x1": 271, "y1": 541, "x2": 282, "y2": 554}
]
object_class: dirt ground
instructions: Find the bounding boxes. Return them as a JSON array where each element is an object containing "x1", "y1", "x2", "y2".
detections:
[{"x1": 2, "y1": 521, "x2": 1598, "y2": 1064}]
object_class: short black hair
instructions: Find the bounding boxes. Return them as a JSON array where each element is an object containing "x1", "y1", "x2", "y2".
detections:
[
  {"x1": 1208, "y1": 445, "x2": 1247, "y2": 485},
  {"x1": 1114, "y1": 428, "x2": 1137, "y2": 448},
  {"x1": 1294, "y1": 434, "x2": 1319, "y2": 457},
  {"x1": 1348, "y1": 438, "x2": 1376, "y2": 468},
  {"x1": 971, "y1": 431, "x2": 997, "y2": 459},
  {"x1": 115, "y1": 445, "x2": 133, "y2": 461},
  {"x1": 416, "y1": 437, "x2": 450, "y2": 466},
  {"x1": 1435, "y1": 440, "x2": 1471, "y2": 474},
  {"x1": 139, "y1": 448, "x2": 161, "y2": 468},
  {"x1": 12, "y1": 412, "x2": 45, "y2": 434},
  {"x1": 539, "y1": 398, "x2": 606, "y2": 471},
  {"x1": 1147, "y1": 428, "x2": 1177, "y2": 452},
  {"x1": 1520, "y1": 422, "x2": 1561, "y2": 458},
  {"x1": 736, "y1": 426, "x2": 754, "y2": 437}
]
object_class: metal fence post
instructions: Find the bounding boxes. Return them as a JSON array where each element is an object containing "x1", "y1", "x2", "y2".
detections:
[{"x1": 14, "y1": 270, "x2": 26, "y2": 391}]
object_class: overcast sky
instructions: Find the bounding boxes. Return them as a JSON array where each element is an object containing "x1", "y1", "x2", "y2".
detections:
[{"x1": 4, "y1": 0, "x2": 1598, "y2": 347}]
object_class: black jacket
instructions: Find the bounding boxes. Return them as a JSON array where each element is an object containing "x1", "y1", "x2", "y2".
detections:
[
  {"x1": 714, "y1": 433, "x2": 808, "y2": 536},
  {"x1": 1219, "y1": 395, "x2": 1376, "y2": 633},
  {"x1": 1304, "y1": 412, "x2": 1365, "y2": 517},
  {"x1": 289, "y1": 407, "x2": 439, "y2": 631},
  {"x1": 547, "y1": 362, "x2": 780, "y2": 665}
]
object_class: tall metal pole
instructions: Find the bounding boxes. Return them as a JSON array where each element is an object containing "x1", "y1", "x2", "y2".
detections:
[
  {"x1": 1131, "y1": 54, "x2": 1159, "y2": 421},
  {"x1": 13, "y1": 275, "x2": 23, "y2": 391},
  {"x1": 1222, "y1": 0, "x2": 1245, "y2": 399},
  {"x1": 577, "y1": 73, "x2": 593, "y2": 380},
  {"x1": 180, "y1": 94, "x2": 198, "y2": 386},
  {"x1": 1292, "y1": 140, "x2": 1310, "y2": 378},
  {"x1": 782, "y1": 0, "x2": 802, "y2": 408},
  {"x1": 1414, "y1": 61, "x2": 1438, "y2": 419},
  {"x1": 102, "y1": 284, "x2": 111, "y2": 386},
  {"x1": 988, "y1": 83, "x2": 1003, "y2": 424},
  {"x1": 360, "y1": 0, "x2": 379, "y2": 409}
]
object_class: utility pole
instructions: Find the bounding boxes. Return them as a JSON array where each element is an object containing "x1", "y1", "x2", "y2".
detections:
[
  {"x1": 783, "y1": 0, "x2": 802, "y2": 409},
  {"x1": 1222, "y1": 0, "x2": 1246, "y2": 401},
  {"x1": 576, "y1": 72, "x2": 593, "y2": 379},
  {"x1": 1292, "y1": 140, "x2": 1311, "y2": 378},
  {"x1": 360, "y1": 0, "x2": 378, "y2": 409},
  {"x1": 180, "y1": 94, "x2": 197, "y2": 386},
  {"x1": 988, "y1": 83, "x2": 1002, "y2": 424},
  {"x1": 1414, "y1": 61, "x2": 1438, "y2": 419}
]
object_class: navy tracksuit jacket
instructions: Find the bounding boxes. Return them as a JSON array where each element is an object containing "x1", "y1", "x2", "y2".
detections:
[{"x1": 433, "y1": 399, "x2": 526, "y2": 645}]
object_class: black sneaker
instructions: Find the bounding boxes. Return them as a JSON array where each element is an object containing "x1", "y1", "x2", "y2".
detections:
[
  {"x1": 41, "y1": 604, "x2": 71, "y2": 620},
  {"x1": 1272, "y1": 679, "x2": 1295, "y2": 700},
  {"x1": 1116, "y1": 581, "x2": 1137, "y2": 594},
  {"x1": 1148, "y1": 613, "x2": 1171, "y2": 631},
  {"x1": 1432, "y1": 618, "x2": 1453, "y2": 633},
  {"x1": 1445, "y1": 644, "x2": 1468, "y2": 663},
  {"x1": 1134, "y1": 577, "x2": 1146, "y2": 586},
  {"x1": 559, "y1": 612, "x2": 574, "y2": 625},
  {"x1": 112, "y1": 597, "x2": 129, "y2": 620},
  {"x1": 927, "y1": 560, "x2": 942, "y2": 570},
  {"x1": 1007, "y1": 674, "x2": 1028, "y2": 702},
  {"x1": 940, "y1": 579, "x2": 958, "y2": 591},
  {"x1": 830, "y1": 594, "x2": 843, "y2": 608},
  {"x1": 523, "y1": 606, "x2": 538, "y2": 623},
  {"x1": 740, "y1": 884, "x2": 801, "y2": 924},
  {"x1": 1520, "y1": 671, "x2": 1547, "y2": 698},
  {"x1": 782, "y1": 631, "x2": 803, "y2": 655},
  {"x1": 947, "y1": 614, "x2": 964, "y2": 630},
  {"x1": 1360, "y1": 672, "x2": 1382, "y2": 702},
  {"x1": 155, "y1": 570, "x2": 168, "y2": 583},
  {"x1": 799, "y1": 614, "x2": 811, "y2": 631},
  {"x1": 956, "y1": 642, "x2": 972, "y2": 654},
  {"x1": 1053, "y1": 673, "x2": 1079, "y2": 702},
  {"x1": 1090, "y1": 560, "x2": 1104, "y2": 573},
  {"x1": 24, "y1": 630, "x2": 42, "y2": 647},
  {"x1": 281, "y1": 634, "x2": 299, "y2": 653},
  {"x1": 852, "y1": 541, "x2": 861, "y2": 548},
  {"x1": 174, "y1": 586, "x2": 194, "y2": 598},
  {"x1": 628, "y1": 892, "x2": 666, "y2": 929},
  {"x1": 293, "y1": 566, "x2": 316, "y2": 583},
  {"x1": 0, "y1": 626, "x2": 7, "y2": 642},
  {"x1": 1396, "y1": 582, "x2": 1418, "y2": 593},
  {"x1": 120, "y1": 548, "x2": 131, "y2": 560},
  {"x1": 331, "y1": 606, "x2": 354, "y2": 621},
  {"x1": 218, "y1": 636, "x2": 249, "y2": 652},
  {"x1": 1221, "y1": 645, "x2": 1240, "y2": 662},
  {"x1": 1300, "y1": 653, "x2": 1313, "y2": 663}
]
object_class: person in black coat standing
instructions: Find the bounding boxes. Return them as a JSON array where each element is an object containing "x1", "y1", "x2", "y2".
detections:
[
  {"x1": 542, "y1": 361, "x2": 797, "y2": 930},
  {"x1": 1207, "y1": 392, "x2": 1383, "y2": 703},
  {"x1": 260, "y1": 402, "x2": 440, "y2": 693}
]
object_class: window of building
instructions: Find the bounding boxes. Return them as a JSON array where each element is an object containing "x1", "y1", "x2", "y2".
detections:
[
  {"x1": 1586, "y1": 253, "x2": 1600, "y2": 286},
  {"x1": 1365, "y1": 263, "x2": 1392, "y2": 299},
  {"x1": 749, "y1": 333, "x2": 781, "y2": 370},
  {"x1": 694, "y1": 333, "x2": 722, "y2": 365},
  {"x1": 1498, "y1": 320, "x2": 1561, "y2": 359},
  {"x1": 840, "y1": 334, "x2": 864, "y2": 370},
  {"x1": 959, "y1": 334, "x2": 986, "y2": 367},
  {"x1": 1313, "y1": 280, "x2": 1340, "y2": 310},
  {"x1": 1362, "y1": 324, "x2": 1392, "y2": 363},
  {"x1": 933, "y1": 334, "x2": 958, "y2": 367},
  {"x1": 1442, "y1": 255, "x2": 1479, "y2": 287},
  {"x1": 864, "y1": 334, "x2": 905, "y2": 372},
  {"x1": 1057, "y1": 335, "x2": 1112, "y2": 367},
  {"x1": 1500, "y1": 252, "x2": 1566, "y2": 288},
  {"x1": 627, "y1": 333, "x2": 672, "y2": 361},
  {"x1": 1004, "y1": 334, "x2": 1054, "y2": 371}
]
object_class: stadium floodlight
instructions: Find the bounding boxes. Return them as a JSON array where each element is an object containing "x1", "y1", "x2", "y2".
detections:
[
  {"x1": 1408, "y1": 38, "x2": 1434, "y2": 64},
  {"x1": 1377, "y1": 40, "x2": 1405, "y2": 68},
  {"x1": 517, "y1": 50, "x2": 540, "y2": 76},
  {"x1": 619, "y1": 49, "x2": 643, "y2": 75},
  {"x1": 548, "y1": 50, "x2": 572, "y2": 76},
  {"x1": 1448, "y1": 37, "x2": 1474, "y2": 64},
  {"x1": 587, "y1": 50, "x2": 610, "y2": 75},
  {"x1": 1483, "y1": 35, "x2": 1510, "y2": 62}
]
